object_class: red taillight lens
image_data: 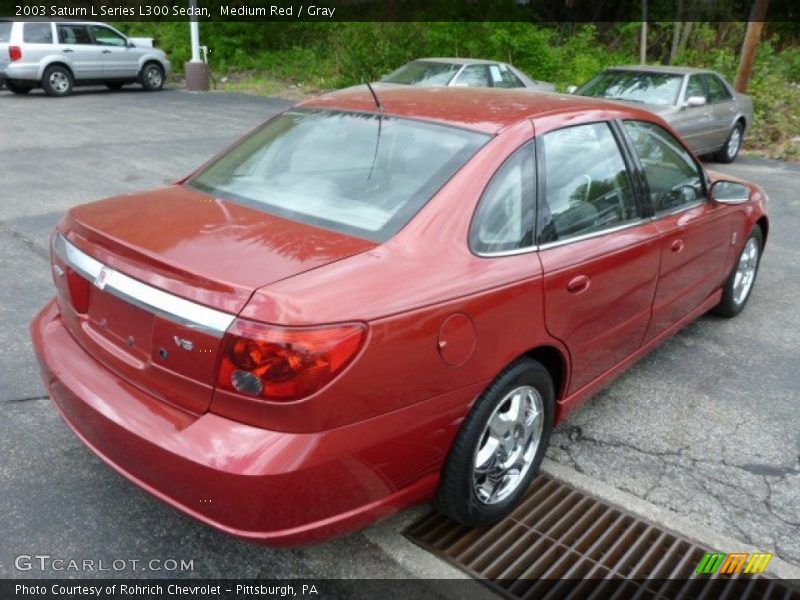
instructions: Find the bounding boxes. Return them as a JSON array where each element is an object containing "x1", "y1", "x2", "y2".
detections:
[
  {"x1": 9, "y1": 46, "x2": 22, "y2": 62},
  {"x1": 217, "y1": 318, "x2": 366, "y2": 401},
  {"x1": 66, "y1": 268, "x2": 90, "y2": 314}
]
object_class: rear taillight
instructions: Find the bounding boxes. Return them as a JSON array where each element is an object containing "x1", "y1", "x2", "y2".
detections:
[
  {"x1": 217, "y1": 318, "x2": 366, "y2": 401},
  {"x1": 9, "y1": 46, "x2": 22, "y2": 62},
  {"x1": 66, "y1": 268, "x2": 90, "y2": 314}
]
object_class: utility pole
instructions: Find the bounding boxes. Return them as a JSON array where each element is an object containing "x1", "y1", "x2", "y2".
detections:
[
  {"x1": 640, "y1": 0, "x2": 648, "y2": 64},
  {"x1": 734, "y1": 0, "x2": 770, "y2": 93},
  {"x1": 185, "y1": 0, "x2": 210, "y2": 91}
]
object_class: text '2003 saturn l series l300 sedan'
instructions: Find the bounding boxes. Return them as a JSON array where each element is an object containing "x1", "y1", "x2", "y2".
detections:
[{"x1": 31, "y1": 86, "x2": 768, "y2": 545}]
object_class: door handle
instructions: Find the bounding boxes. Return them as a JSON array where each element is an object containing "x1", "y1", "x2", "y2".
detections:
[
  {"x1": 62, "y1": 48, "x2": 74, "y2": 53},
  {"x1": 102, "y1": 49, "x2": 112, "y2": 54},
  {"x1": 670, "y1": 239, "x2": 685, "y2": 253},
  {"x1": 566, "y1": 274, "x2": 591, "y2": 294}
]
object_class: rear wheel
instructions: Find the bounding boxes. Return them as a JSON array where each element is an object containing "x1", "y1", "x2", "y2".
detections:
[
  {"x1": 713, "y1": 226, "x2": 762, "y2": 317},
  {"x1": 437, "y1": 357, "x2": 554, "y2": 526},
  {"x1": 140, "y1": 63, "x2": 164, "y2": 91},
  {"x1": 715, "y1": 122, "x2": 744, "y2": 163},
  {"x1": 6, "y1": 80, "x2": 33, "y2": 95},
  {"x1": 42, "y1": 66, "x2": 74, "y2": 97}
]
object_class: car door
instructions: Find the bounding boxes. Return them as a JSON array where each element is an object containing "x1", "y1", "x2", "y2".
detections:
[
  {"x1": 704, "y1": 74, "x2": 737, "y2": 150},
  {"x1": 537, "y1": 122, "x2": 661, "y2": 394},
  {"x1": 621, "y1": 120, "x2": 733, "y2": 341},
  {"x1": 55, "y1": 23, "x2": 103, "y2": 80},
  {"x1": 89, "y1": 24, "x2": 139, "y2": 79},
  {"x1": 669, "y1": 73, "x2": 715, "y2": 154}
]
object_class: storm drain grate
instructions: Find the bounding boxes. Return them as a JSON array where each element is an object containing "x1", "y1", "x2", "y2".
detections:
[{"x1": 405, "y1": 474, "x2": 800, "y2": 600}]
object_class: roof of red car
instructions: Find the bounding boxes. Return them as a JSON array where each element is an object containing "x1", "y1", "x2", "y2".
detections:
[{"x1": 298, "y1": 84, "x2": 644, "y2": 134}]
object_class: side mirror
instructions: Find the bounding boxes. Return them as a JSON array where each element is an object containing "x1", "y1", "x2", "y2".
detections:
[
  {"x1": 710, "y1": 180, "x2": 750, "y2": 205},
  {"x1": 684, "y1": 95, "x2": 707, "y2": 108},
  {"x1": 127, "y1": 40, "x2": 136, "y2": 48},
  {"x1": 566, "y1": 85, "x2": 578, "y2": 94}
]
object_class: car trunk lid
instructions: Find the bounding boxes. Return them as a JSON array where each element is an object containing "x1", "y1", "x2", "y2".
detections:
[{"x1": 52, "y1": 185, "x2": 377, "y2": 414}]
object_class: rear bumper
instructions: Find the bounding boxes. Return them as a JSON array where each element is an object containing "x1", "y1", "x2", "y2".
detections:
[
  {"x1": 3, "y1": 62, "x2": 39, "y2": 82},
  {"x1": 31, "y1": 299, "x2": 477, "y2": 545}
]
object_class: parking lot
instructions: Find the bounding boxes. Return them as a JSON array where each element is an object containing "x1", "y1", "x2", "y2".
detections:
[{"x1": 1, "y1": 86, "x2": 798, "y2": 578}]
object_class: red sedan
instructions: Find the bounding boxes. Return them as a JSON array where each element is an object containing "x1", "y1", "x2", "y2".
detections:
[{"x1": 31, "y1": 86, "x2": 768, "y2": 544}]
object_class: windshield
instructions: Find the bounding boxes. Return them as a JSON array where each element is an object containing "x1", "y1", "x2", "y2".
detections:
[
  {"x1": 188, "y1": 109, "x2": 490, "y2": 242},
  {"x1": 578, "y1": 71, "x2": 683, "y2": 106},
  {"x1": 0, "y1": 22, "x2": 11, "y2": 43},
  {"x1": 381, "y1": 61, "x2": 461, "y2": 86}
]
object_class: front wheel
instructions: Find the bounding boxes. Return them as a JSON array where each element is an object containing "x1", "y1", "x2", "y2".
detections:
[
  {"x1": 437, "y1": 358, "x2": 554, "y2": 526},
  {"x1": 715, "y1": 123, "x2": 744, "y2": 163},
  {"x1": 42, "y1": 66, "x2": 74, "y2": 97},
  {"x1": 6, "y1": 80, "x2": 33, "y2": 95},
  {"x1": 140, "y1": 63, "x2": 164, "y2": 91},
  {"x1": 713, "y1": 226, "x2": 763, "y2": 317}
]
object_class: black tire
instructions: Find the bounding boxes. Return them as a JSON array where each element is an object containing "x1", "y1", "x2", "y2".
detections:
[
  {"x1": 106, "y1": 82, "x2": 124, "y2": 91},
  {"x1": 715, "y1": 122, "x2": 744, "y2": 164},
  {"x1": 437, "y1": 357, "x2": 555, "y2": 527},
  {"x1": 713, "y1": 226, "x2": 763, "y2": 318},
  {"x1": 140, "y1": 63, "x2": 164, "y2": 91},
  {"x1": 42, "y1": 65, "x2": 74, "y2": 97},
  {"x1": 5, "y1": 80, "x2": 32, "y2": 95}
]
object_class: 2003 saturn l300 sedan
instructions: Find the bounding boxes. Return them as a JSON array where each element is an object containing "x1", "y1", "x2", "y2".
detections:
[{"x1": 32, "y1": 86, "x2": 768, "y2": 544}]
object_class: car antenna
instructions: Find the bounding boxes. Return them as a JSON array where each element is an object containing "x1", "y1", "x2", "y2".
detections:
[
  {"x1": 365, "y1": 81, "x2": 384, "y2": 113},
  {"x1": 365, "y1": 82, "x2": 384, "y2": 181}
]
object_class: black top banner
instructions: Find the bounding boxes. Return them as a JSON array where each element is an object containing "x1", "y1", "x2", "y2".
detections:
[{"x1": 1, "y1": 0, "x2": 799, "y2": 23}]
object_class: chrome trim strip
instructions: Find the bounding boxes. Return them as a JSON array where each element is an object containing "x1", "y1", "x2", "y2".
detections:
[
  {"x1": 538, "y1": 218, "x2": 651, "y2": 251},
  {"x1": 53, "y1": 234, "x2": 236, "y2": 336}
]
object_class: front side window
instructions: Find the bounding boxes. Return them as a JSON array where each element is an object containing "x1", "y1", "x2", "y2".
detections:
[
  {"x1": 539, "y1": 123, "x2": 638, "y2": 244},
  {"x1": 189, "y1": 110, "x2": 490, "y2": 242},
  {"x1": 455, "y1": 65, "x2": 490, "y2": 87},
  {"x1": 685, "y1": 74, "x2": 705, "y2": 101},
  {"x1": 578, "y1": 71, "x2": 683, "y2": 106},
  {"x1": 90, "y1": 25, "x2": 127, "y2": 47},
  {"x1": 23, "y1": 22, "x2": 52, "y2": 44},
  {"x1": 380, "y1": 61, "x2": 460, "y2": 86},
  {"x1": 705, "y1": 75, "x2": 733, "y2": 103},
  {"x1": 623, "y1": 120, "x2": 705, "y2": 214},
  {"x1": 489, "y1": 64, "x2": 523, "y2": 88},
  {"x1": 470, "y1": 143, "x2": 535, "y2": 254},
  {"x1": 57, "y1": 24, "x2": 92, "y2": 45}
]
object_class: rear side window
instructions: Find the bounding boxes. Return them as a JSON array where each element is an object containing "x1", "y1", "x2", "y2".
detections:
[
  {"x1": 470, "y1": 143, "x2": 535, "y2": 254},
  {"x1": 539, "y1": 123, "x2": 638, "y2": 244},
  {"x1": 23, "y1": 22, "x2": 52, "y2": 44},
  {"x1": 189, "y1": 109, "x2": 490, "y2": 242},
  {"x1": 57, "y1": 24, "x2": 92, "y2": 45},
  {"x1": 0, "y1": 22, "x2": 11, "y2": 43}
]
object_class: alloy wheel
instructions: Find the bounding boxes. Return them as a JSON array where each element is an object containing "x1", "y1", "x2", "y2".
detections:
[
  {"x1": 472, "y1": 385, "x2": 544, "y2": 505},
  {"x1": 733, "y1": 237, "x2": 759, "y2": 305}
]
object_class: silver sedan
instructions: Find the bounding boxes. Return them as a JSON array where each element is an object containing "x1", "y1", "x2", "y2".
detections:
[
  {"x1": 573, "y1": 66, "x2": 753, "y2": 163},
  {"x1": 380, "y1": 58, "x2": 556, "y2": 92}
]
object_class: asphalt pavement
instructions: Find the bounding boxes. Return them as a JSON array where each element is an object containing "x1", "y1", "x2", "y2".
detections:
[{"x1": 0, "y1": 85, "x2": 798, "y2": 579}]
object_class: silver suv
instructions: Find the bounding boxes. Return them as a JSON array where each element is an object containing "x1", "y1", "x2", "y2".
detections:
[{"x1": 0, "y1": 20, "x2": 171, "y2": 96}]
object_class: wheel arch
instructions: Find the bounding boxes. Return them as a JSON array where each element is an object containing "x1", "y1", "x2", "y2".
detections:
[
  {"x1": 756, "y1": 215, "x2": 769, "y2": 247},
  {"x1": 40, "y1": 61, "x2": 74, "y2": 80},
  {"x1": 522, "y1": 345, "x2": 569, "y2": 404}
]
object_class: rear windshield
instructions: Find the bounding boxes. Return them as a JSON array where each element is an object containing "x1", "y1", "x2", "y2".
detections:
[
  {"x1": 578, "y1": 71, "x2": 683, "y2": 106},
  {"x1": 188, "y1": 109, "x2": 490, "y2": 242},
  {"x1": 381, "y1": 61, "x2": 462, "y2": 86},
  {"x1": 0, "y1": 22, "x2": 11, "y2": 43}
]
